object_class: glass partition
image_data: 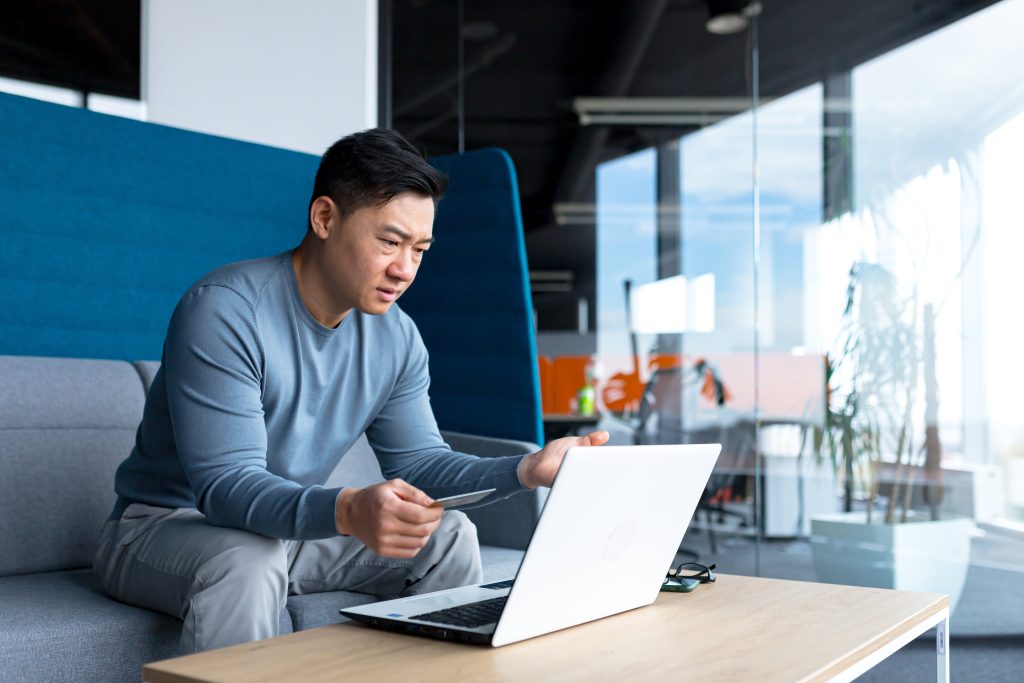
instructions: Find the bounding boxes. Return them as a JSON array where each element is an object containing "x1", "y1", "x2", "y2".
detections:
[
  {"x1": 594, "y1": 147, "x2": 657, "y2": 416},
  {"x1": 799, "y1": 0, "x2": 1024, "y2": 644},
  {"x1": 390, "y1": 0, "x2": 1024, "y2": 673},
  {"x1": 588, "y1": 1, "x2": 1024, "y2": 654},
  {"x1": 590, "y1": 18, "x2": 759, "y2": 570}
]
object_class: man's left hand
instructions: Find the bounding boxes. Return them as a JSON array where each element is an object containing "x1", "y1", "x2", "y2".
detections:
[{"x1": 518, "y1": 430, "x2": 610, "y2": 489}]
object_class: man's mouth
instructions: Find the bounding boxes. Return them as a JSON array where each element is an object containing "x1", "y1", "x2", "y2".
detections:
[{"x1": 376, "y1": 287, "x2": 399, "y2": 302}]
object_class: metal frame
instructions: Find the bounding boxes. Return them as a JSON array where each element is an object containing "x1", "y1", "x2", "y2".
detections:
[{"x1": 827, "y1": 607, "x2": 950, "y2": 683}]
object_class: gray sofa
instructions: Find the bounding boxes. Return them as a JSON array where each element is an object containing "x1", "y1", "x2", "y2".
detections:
[{"x1": 0, "y1": 355, "x2": 544, "y2": 682}]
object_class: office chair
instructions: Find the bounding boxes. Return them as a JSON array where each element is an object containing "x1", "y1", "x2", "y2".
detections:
[{"x1": 629, "y1": 366, "x2": 753, "y2": 555}]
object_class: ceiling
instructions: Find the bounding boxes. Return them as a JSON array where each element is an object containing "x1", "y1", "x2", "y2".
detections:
[
  {"x1": 0, "y1": 0, "x2": 1000, "y2": 328},
  {"x1": 391, "y1": 0, "x2": 997, "y2": 229},
  {"x1": 0, "y1": 1, "x2": 139, "y2": 98},
  {"x1": 391, "y1": 0, "x2": 998, "y2": 326}
]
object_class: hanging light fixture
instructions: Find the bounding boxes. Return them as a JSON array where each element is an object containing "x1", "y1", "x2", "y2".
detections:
[{"x1": 705, "y1": 0, "x2": 762, "y2": 35}]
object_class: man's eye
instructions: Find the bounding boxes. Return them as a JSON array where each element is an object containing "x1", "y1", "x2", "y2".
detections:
[
  {"x1": 382, "y1": 239, "x2": 398, "y2": 248},
  {"x1": 415, "y1": 248, "x2": 427, "y2": 256}
]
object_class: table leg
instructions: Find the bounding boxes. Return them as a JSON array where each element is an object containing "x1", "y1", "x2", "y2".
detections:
[{"x1": 935, "y1": 611, "x2": 949, "y2": 683}]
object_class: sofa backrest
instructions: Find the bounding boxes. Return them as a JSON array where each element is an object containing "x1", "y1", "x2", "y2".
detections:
[
  {"x1": 398, "y1": 148, "x2": 544, "y2": 446},
  {"x1": 0, "y1": 355, "x2": 145, "y2": 576},
  {"x1": 1, "y1": 92, "x2": 542, "y2": 446}
]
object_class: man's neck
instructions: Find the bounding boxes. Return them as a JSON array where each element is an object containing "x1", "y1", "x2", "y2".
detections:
[{"x1": 291, "y1": 241, "x2": 351, "y2": 329}]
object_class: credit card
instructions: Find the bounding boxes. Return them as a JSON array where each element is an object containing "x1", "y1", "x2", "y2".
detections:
[{"x1": 429, "y1": 488, "x2": 497, "y2": 509}]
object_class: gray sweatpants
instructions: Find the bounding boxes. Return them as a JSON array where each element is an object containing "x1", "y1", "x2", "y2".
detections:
[{"x1": 93, "y1": 503, "x2": 483, "y2": 654}]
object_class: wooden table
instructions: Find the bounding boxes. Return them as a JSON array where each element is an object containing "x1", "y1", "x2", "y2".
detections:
[{"x1": 143, "y1": 574, "x2": 949, "y2": 683}]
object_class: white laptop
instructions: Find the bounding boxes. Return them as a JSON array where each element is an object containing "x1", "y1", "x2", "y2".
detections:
[{"x1": 340, "y1": 443, "x2": 721, "y2": 647}]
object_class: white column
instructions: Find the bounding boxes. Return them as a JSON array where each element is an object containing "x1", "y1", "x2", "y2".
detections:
[{"x1": 142, "y1": 0, "x2": 377, "y2": 155}]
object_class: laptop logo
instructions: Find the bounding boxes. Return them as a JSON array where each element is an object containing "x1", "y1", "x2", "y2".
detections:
[
  {"x1": 603, "y1": 518, "x2": 640, "y2": 562},
  {"x1": 387, "y1": 613, "x2": 404, "y2": 618}
]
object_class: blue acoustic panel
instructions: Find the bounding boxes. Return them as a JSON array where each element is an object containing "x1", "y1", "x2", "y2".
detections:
[
  {"x1": 401, "y1": 149, "x2": 543, "y2": 446},
  {"x1": 0, "y1": 93, "x2": 317, "y2": 361},
  {"x1": 0, "y1": 94, "x2": 540, "y2": 445}
]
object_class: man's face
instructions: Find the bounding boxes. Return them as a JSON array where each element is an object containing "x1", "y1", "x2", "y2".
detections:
[{"x1": 321, "y1": 192, "x2": 435, "y2": 317}]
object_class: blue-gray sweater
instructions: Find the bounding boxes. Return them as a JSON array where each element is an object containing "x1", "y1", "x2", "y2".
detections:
[{"x1": 112, "y1": 251, "x2": 528, "y2": 539}]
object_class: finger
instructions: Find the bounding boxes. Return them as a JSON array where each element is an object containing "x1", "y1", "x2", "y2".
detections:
[
  {"x1": 391, "y1": 499, "x2": 444, "y2": 525},
  {"x1": 379, "y1": 532, "x2": 436, "y2": 557},
  {"x1": 384, "y1": 519, "x2": 440, "y2": 539},
  {"x1": 388, "y1": 479, "x2": 434, "y2": 506},
  {"x1": 578, "y1": 430, "x2": 610, "y2": 447},
  {"x1": 377, "y1": 545, "x2": 421, "y2": 559},
  {"x1": 423, "y1": 515, "x2": 443, "y2": 535},
  {"x1": 381, "y1": 533, "x2": 431, "y2": 550}
]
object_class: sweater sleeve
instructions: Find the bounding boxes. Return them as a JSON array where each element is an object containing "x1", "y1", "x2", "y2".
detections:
[
  {"x1": 365, "y1": 317, "x2": 530, "y2": 501},
  {"x1": 164, "y1": 285, "x2": 342, "y2": 540}
]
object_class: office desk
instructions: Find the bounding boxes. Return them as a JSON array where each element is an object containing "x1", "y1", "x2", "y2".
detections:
[
  {"x1": 543, "y1": 412, "x2": 601, "y2": 441},
  {"x1": 143, "y1": 574, "x2": 949, "y2": 683}
]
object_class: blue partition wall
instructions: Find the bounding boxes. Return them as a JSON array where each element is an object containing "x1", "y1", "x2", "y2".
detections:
[
  {"x1": 400, "y1": 149, "x2": 543, "y2": 446},
  {"x1": 0, "y1": 93, "x2": 315, "y2": 361},
  {"x1": 0, "y1": 94, "x2": 542, "y2": 444}
]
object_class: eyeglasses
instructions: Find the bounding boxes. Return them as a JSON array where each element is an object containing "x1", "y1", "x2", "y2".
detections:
[
  {"x1": 662, "y1": 562, "x2": 716, "y2": 593},
  {"x1": 670, "y1": 562, "x2": 716, "y2": 583}
]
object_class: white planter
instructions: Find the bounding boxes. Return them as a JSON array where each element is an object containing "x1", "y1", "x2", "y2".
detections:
[{"x1": 810, "y1": 511, "x2": 973, "y2": 614}]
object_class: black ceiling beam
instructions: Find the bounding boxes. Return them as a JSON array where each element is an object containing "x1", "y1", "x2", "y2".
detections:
[{"x1": 553, "y1": 0, "x2": 671, "y2": 204}]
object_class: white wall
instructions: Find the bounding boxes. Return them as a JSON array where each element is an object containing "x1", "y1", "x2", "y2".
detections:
[{"x1": 143, "y1": 0, "x2": 377, "y2": 155}]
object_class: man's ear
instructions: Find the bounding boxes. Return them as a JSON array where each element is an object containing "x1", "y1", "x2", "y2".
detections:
[{"x1": 309, "y1": 196, "x2": 336, "y2": 240}]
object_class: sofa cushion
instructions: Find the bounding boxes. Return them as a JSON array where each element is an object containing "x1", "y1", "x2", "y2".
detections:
[
  {"x1": 480, "y1": 545, "x2": 525, "y2": 583},
  {"x1": 0, "y1": 570, "x2": 178, "y2": 683},
  {"x1": 0, "y1": 356, "x2": 145, "y2": 576},
  {"x1": 133, "y1": 360, "x2": 161, "y2": 394},
  {"x1": 0, "y1": 569, "x2": 292, "y2": 683},
  {"x1": 285, "y1": 591, "x2": 378, "y2": 631}
]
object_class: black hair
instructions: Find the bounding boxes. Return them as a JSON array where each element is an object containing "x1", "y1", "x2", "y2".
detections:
[{"x1": 308, "y1": 128, "x2": 448, "y2": 227}]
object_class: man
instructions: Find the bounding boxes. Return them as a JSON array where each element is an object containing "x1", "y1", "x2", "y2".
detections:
[{"x1": 94, "y1": 129, "x2": 608, "y2": 653}]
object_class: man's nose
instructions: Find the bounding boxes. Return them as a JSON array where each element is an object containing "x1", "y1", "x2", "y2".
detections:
[{"x1": 388, "y1": 250, "x2": 416, "y2": 281}]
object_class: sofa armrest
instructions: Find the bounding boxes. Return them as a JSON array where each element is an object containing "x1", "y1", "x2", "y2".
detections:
[{"x1": 441, "y1": 430, "x2": 546, "y2": 550}]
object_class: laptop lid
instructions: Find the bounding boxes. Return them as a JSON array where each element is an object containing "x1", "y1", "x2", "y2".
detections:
[
  {"x1": 491, "y1": 443, "x2": 720, "y2": 647},
  {"x1": 339, "y1": 443, "x2": 721, "y2": 645}
]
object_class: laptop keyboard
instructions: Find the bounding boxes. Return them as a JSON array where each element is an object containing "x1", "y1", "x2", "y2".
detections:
[
  {"x1": 480, "y1": 579, "x2": 514, "y2": 590},
  {"x1": 410, "y1": 596, "x2": 508, "y2": 628}
]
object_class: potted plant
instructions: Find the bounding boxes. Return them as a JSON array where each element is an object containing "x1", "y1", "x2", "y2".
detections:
[{"x1": 810, "y1": 261, "x2": 973, "y2": 612}]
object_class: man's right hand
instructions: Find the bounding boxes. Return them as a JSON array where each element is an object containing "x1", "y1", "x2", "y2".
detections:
[{"x1": 335, "y1": 479, "x2": 443, "y2": 558}]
